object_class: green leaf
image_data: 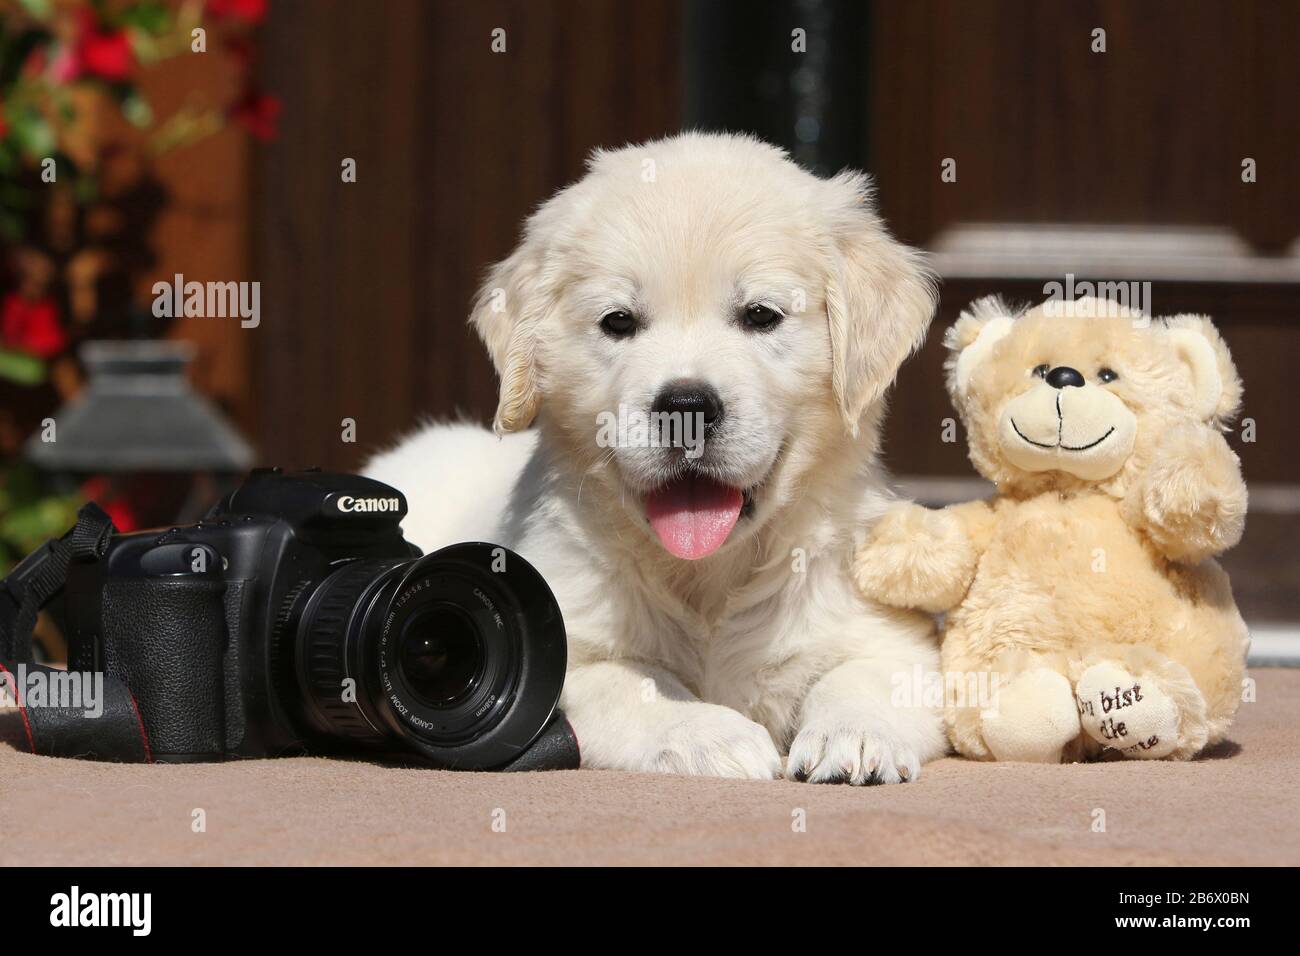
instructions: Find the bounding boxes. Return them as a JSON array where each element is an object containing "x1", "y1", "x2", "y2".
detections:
[
  {"x1": 1, "y1": 497, "x2": 84, "y2": 554},
  {"x1": 1, "y1": 461, "x2": 43, "y2": 504},
  {"x1": 17, "y1": 0, "x2": 54, "y2": 24},
  {"x1": 116, "y1": 2, "x2": 172, "y2": 36},
  {"x1": 0, "y1": 349, "x2": 47, "y2": 386},
  {"x1": 11, "y1": 107, "x2": 56, "y2": 161}
]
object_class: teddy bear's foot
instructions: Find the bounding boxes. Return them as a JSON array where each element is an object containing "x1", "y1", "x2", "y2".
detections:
[
  {"x1": 1075, "y1": 661, "x2": 1181, "y2": 759},
  {"x1": 980, "y1": 668, "x2": 1080, "y2": 762}
]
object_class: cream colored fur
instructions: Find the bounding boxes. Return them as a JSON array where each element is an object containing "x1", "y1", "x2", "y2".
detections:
[
  {"x1": 855, "y1": 296, "x2": 1250, "y2": 763},
  {"x1": 368, "y1": 133, "x2": 948, "y2": 784}
]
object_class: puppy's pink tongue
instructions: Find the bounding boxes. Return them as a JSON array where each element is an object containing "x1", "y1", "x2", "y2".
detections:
[{"x1": 645, "y1": 475, "x2": 743, "y2": 560}]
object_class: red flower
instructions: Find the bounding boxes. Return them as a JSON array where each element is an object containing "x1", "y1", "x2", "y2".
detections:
[
  {"x1": 207, "y1": 0, "x2": 268, "y2": 24},
  {"x1": 228, "y1": 89, "x2": 280, "y2": 140},
  {"x1": 76, "y1": 10, "x2": 135, "y2": 81},
  {"x1": 102, "y1": 498, "x2": 138, "y2": 533},
  {"x1": 79, "y1": 478, "x2": 138, "y2": 533},
  {"x1": 1, "y1": 294, "x2": 69, "y2": 360},
  {"x1": 56, "y1": 10, "x2": 135, "y2": 83},
  {"x1": 0, "y1": 105, "x2": 7, "y2": 141}
]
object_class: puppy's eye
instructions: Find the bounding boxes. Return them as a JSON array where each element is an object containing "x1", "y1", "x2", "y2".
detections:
[
  {"x1": 1098, "y1": 367, "x2": 1119, "y2": 383},
  {"x1": 1032, "y1": 363, "x2": 1050, "y2": 379},
  {"x1": 600, "y1": 310, "x2": 638, "y2": 338},
  {"x1": 741, "y1": 303, "x2": 783, "y2": 332}
]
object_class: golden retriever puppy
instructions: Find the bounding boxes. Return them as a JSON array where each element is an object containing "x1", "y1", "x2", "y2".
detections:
[{"x1": 367, "y1": 132, "x2": 946, "y2": 783}]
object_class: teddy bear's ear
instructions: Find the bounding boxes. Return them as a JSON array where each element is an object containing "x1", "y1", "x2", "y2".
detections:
[
  {"x1": 1164, "y1": 315, "x2": 1243, "y2": 426},
  {"x1": 943, "y1": 296, "x2": 1016, "y2": 398}
]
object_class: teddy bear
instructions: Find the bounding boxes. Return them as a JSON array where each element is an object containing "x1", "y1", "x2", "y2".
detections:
[{"x1": 855, "y1": 295, "x2": 1250, "y2": 762}]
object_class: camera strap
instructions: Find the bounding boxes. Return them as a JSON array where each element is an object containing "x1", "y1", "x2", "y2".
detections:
[
  {"x1": 0, "y1": 502, "x2": 116, "y2": 663},
  {"x1": 0, "y1": 503, "x2": 151, "y2": 763}
]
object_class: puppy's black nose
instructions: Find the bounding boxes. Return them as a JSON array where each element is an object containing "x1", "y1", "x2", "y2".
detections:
[
  {"x1": 1045, "y1": 366, "x2": 1085, "y2": 389},
  {"x1": 652, "y1": 381, "x2": 724, "y2": 428}
]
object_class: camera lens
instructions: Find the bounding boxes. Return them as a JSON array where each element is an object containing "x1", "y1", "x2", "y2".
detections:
[
  {"x1": 397, "y1": 604, "x2": 483, "y2": 706},
  {"x1": 292, "y1": 543, "x2": 567, "y2": 769}
]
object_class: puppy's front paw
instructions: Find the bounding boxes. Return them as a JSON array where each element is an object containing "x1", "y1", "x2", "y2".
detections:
[
  {"x1": 651, "y1": 704, "x2": 783, "y2": 780},
  {"x1": 786, "y1": 722, "x2": 921, "y2": 785}
]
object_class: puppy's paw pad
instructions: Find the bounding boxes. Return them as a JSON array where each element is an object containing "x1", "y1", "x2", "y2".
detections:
[
  {"x1": 1075, "y1": 662, "x2": 1179, "y2": 760},
  {"x1": 652, "y1": 706, "x2": 782, "y2": 780},
  {"x1": 786, "y1": 724, "x2": 920, "y2": 785}
]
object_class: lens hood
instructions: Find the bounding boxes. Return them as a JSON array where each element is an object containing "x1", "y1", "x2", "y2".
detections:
[{"x1": 359, "y1": 542, "x2": 567, "y2": 769}]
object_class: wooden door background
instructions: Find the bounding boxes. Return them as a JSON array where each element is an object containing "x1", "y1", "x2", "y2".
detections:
[
  {"x1": 246, "y1": 0, "x2": 1299, "y2": 488},
  {"x1": 250, "y1": 0, "x2": 683, "y2": 471}
]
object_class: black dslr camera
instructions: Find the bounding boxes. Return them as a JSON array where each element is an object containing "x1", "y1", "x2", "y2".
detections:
[{"x1": 1, "y1": 469, "x2": 576, "y2": 771}]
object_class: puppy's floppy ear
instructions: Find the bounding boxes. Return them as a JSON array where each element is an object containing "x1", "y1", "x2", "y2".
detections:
[
  {"x1": 470, "y1": 217, "x2": 555, "y2": 434},
  {"x1": 943, "y1": 296, "x2": 1017, "y2": 400},
  {"x1": 823, "y1": 172, "x2": 937, "y2": 435},
  {"x1": 1164, "y1": 314, "x2": 1243, "y2": 426}
]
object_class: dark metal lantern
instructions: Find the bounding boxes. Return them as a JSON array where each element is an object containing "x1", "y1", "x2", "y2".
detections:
[{"x1": 25, "y1": 340, "x2": 254, "y2": 473}]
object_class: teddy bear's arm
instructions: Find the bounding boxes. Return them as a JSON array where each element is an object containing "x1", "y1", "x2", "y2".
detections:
[
  {"x1": 1122, "y1": 424, "x2": 1247, "y2": 564},
  {"x1": 854, "y1": 500, "x2": 995, "y2": 613}
]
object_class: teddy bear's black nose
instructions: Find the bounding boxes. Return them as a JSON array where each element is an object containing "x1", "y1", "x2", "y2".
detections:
[{"x1": 1045, "y1": 366, "x2": 1086, "y2": 389}]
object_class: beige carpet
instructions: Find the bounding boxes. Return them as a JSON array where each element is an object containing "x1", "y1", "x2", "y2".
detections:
[{"x1": 2, "y1": 668, "x2": 1296, "y2": 867}]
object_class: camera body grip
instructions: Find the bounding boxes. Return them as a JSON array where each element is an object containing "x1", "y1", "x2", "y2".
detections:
[{"x1": 100, "y1": 575, "x2": 229, "y2": 760}]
